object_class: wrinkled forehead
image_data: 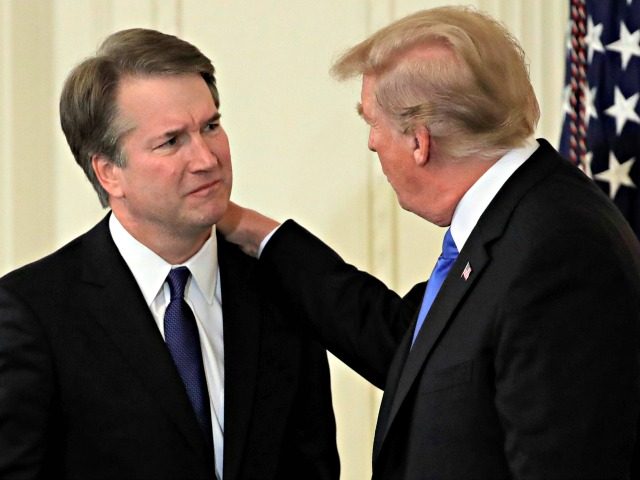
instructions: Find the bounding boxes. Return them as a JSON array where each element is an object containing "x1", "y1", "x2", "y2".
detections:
[{"x1": 115, "y1": 73, "x2": 217, "y2": 135}]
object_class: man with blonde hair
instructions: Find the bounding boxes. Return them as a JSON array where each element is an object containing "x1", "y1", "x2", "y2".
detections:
[
  {"x1": 0, "y1": 28, "x2": 339, "y2": 479},
  {"x1": 220, "y1": 6, "x2": 640, "y2": 479}
]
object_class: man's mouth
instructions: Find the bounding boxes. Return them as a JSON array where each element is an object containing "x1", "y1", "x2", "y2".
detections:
[{"x1": 188, "y1": 180, "x2": 220, "y2": 196}]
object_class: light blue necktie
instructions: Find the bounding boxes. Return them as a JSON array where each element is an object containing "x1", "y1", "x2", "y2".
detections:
[
  {"x1": 411, "y1": 229, "x2": 459, "y2": 345},
  {"x1": 164, "y1": 267, "x2": 214, "y2": 447}
]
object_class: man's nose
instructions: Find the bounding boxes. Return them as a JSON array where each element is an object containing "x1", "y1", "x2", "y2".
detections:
[{"x1": 191, "y1": 134, "x2": 218, "y2": 169}]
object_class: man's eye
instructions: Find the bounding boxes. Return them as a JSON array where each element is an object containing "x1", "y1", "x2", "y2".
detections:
[
  {"x1": 157, "y1": 137, "x2": 178, "y2": 149},
  {"x1": 204, "y1": 122, "x2": 219, "y2": 132}
]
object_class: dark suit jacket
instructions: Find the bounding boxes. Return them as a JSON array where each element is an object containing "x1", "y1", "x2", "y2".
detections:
[
  {"x1": 258, "y1": 140, "x2": 640, "y2": 479},
  {"x1": 0, "y1": 214, "x2": 339, "y2": 480}
]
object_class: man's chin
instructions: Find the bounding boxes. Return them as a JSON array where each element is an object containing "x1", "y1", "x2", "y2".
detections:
[{"x1": 185, "y1": 206, "x2": 227, "y2": 231}]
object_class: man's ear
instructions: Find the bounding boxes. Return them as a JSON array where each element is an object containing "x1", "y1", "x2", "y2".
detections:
[
  {"x1": 412, "y1": 124, "x2": 430, "y2": 166},
  {"x1": 91, "y1": 154, "x2": 124, "y2": 199}
]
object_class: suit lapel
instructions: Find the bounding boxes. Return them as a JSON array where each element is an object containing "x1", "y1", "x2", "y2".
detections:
[
  {"x1": 217, "y1": 234, "x2": 261, "y2": 480},
  {"x1": 373, "y1": 242, "x2": 490, "y2": 459},
  {"x1": 373, "y1": 140, "x2": 563, "y2": 461},
  {"x1": 79, "y1": 215, "x2": 211, "y2": 457}
]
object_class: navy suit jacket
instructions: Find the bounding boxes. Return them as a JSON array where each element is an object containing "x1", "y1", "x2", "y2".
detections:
[
  {"x1": 0, "y1": 214, "x2": 339, "y2": 479},
  {"x1": 259, "y1": 140, "x2": 640, "y2": 479}
]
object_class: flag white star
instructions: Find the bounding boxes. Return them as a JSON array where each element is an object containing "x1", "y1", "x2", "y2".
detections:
[
  {"x1": 604, "y1": 87, "x2": 640, "y2": 134},
  {"x1": 606, "y1": 22, "x2": 640, "y2": 70},
  {"x1": 580, "y1": 151, "x2": 594, "y2": 179},
  {"x1": 594, "y1": 152, "x2": 637, "y2": 199},
  {"x1": 585, "y1": 16, "x2": 605, "y2": 63},
  {"x1": 584, "y1": 86, "x2": 598, "y2": 127},
  {"x1": 562, "y1": 85, "x2": 572, "y2": 116}
]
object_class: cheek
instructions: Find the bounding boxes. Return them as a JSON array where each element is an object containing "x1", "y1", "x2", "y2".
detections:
[
  {"x1": 377, "y1": 153, "x2": 394, "y2": 177},
  {"x1": 368, "y1": 129, "x2": 376, "y2": 151},
  {"x1": 215, "y1": 133, "x2": 230, "y2": 153},
  {"x1": 211, "y1": 136, "x2": 232, "y2": 168}
]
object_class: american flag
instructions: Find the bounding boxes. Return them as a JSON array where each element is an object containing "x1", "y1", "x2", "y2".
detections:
[
  {"x1": 461, "y1": 262, "x2": 472, "y2": 281},
  {"x1": 559, "y1": 0, "x2": 640, "y2": 237}
]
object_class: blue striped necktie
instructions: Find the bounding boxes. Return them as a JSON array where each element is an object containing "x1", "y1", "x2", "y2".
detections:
[
  {"x1": 164, "y1": 267, "x2": 213, "y2": 447},
  {"x1": 412, "y1": 229, "x2": 459, "y2": 345}
]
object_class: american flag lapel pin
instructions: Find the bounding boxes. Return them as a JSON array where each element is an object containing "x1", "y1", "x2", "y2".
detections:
[{"x1": 461, "y1": 262, "x2": 472, "y2": 281}]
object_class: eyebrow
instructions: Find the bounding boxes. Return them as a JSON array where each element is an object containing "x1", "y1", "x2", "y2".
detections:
[
  {"x1": 157, "y1": 113, "x2": 221, "y2": 140},
  {"x1": 356, "y1": 102, "x2": 375, "y2": 126},
  {"x1": 208, "y1": 112, "x2": 222, "y2": 124}
]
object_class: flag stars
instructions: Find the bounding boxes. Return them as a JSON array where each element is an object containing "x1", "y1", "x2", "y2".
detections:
[
  {"x1": 594, "y1": 152, "x2": 637, "y2": 199},
  {"x1": 606, "y1": 22, "x2": 640, "y2": 69},
  {"x1": 604, "y1": 87, "x2": 640, "y2": 134},
  {"x1": 584, "y1": 86, "x2": 598, "y2": 126},
  {"x1": 561, "y1": 6, "x2": 640, "y2": 232},
  {"x1": 585, "y1": 16, "x2": 605, "y2": 63},
  {"x1": 562, "y1": 85, "x2": 572, "y2": 116},
  {"x1": 580, "y1": 151, "x2": 594, "y2": 179}
]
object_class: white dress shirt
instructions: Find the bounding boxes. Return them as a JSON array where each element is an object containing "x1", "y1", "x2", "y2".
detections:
[
  {"x1": 449, "y1": 138, "x2": 539, "y2": 250},
  {"x1": 109, "y1": 214, "x2": 224, "y2": 480}
]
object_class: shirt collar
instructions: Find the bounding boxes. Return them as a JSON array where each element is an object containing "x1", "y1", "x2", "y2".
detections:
[
  {"x1": 108, "y1": 213, "x2": 218, "y2": 306},
  {"x1": 450, "y1": 138, "x2": 539, "y2": 250}
]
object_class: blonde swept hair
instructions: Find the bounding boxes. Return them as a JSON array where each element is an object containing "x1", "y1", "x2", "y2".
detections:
[{"x1": 331, "y1": 6, "x2": 540, "y2": 159}]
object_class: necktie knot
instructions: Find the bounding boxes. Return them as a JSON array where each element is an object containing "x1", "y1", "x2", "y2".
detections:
[
  {"x1": 167, "y1": 267, "x2": 190, "y2": 301},
  {"x1": 441, "y1": 229, "x2": 458, "y2": 260}
]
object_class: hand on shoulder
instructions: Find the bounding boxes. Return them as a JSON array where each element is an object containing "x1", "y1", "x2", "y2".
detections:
[{"x1": 217, "y1": 202, "x2": 280, "y2": 257}]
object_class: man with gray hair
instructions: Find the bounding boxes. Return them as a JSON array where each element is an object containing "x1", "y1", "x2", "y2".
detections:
[
  {"x1": 219, "y1": 6, "x2": 640, "y2": 479},
  {"x1": 0, "y1": 28, "x2": 339, "y2": 479}
]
